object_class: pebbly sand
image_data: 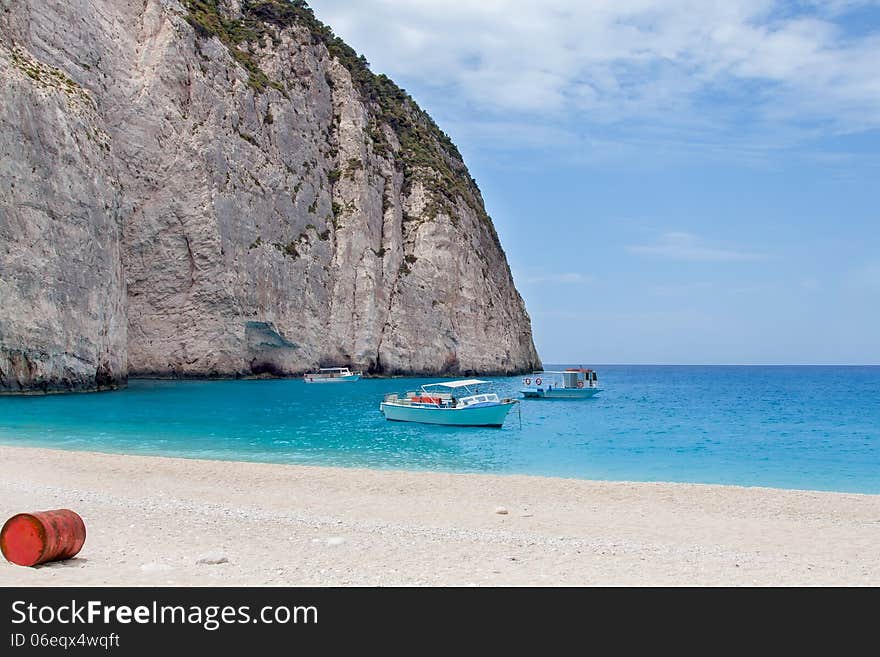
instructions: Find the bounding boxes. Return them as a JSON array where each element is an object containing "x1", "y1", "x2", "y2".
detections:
[{"x1": 0, "y1": 445, "x2": 878, "y2": 586}]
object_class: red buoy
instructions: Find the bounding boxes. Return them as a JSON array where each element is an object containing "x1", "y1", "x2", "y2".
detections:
[{"x1": 0, "y1": 509, "x2": 86, "y2": 567}]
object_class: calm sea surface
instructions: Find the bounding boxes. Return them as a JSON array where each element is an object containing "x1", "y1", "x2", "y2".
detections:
[{"x1": 1, "y1": 366, "x2": 878, "y2": 493}]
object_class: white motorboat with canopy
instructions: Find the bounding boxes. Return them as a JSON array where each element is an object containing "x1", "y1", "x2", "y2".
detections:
[
  {"x1": 304, "y1": 367, "x2": 362, "y2": 383},
  {"x1": 380, "y1": 379, "x2": 518, "y2": 427}
]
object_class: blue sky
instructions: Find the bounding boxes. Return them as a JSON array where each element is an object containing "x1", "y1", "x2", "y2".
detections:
[{"x1": 310, "y1": 0, "x2": 880, "y2": 364}]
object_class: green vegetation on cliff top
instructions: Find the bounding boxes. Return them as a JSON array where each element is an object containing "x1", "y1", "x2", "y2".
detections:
[{"x1": 183, "y1": 0, "x2": 500, "y2": 247}]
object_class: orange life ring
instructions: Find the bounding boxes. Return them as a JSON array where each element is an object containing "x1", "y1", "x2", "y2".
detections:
[
  {"x1": 535, "y1": 378, "x2": 542, "y2": 386},
  {"x1": 524, "y1": 378, "x2": 531, "y2": 385},
  {"x1": 577, "y1": 381, "x2": 584, "y2": 388}
]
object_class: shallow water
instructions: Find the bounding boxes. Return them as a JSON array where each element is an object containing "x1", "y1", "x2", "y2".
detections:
[{"x1": 1, "y1": 365, "x2": 878, "y2": 493}]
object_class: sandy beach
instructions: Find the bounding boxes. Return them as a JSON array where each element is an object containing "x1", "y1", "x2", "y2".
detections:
[{"x1": 1, "y1": 445, "x2": 878, "y2": 586}]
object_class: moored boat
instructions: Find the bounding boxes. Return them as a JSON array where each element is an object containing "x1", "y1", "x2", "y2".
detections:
[
  {"x1": 379, "y1": 379, "x2": 518, "y2": 427},
  {"x1": 520, "y1": 368, "x2": 602, "y2": 399},
  {"x1": 304, "y1": 367, "x2": 362, "y2": 383}
]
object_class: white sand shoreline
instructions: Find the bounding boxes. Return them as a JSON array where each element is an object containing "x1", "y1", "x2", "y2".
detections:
[{"x1": 1, "y1": 445, "x2": 878, "y2": 586}]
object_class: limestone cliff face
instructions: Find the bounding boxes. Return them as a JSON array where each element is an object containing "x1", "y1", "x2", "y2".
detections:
[
  {"x1": 0, "y1": 0, "x2": 540, "y2": 392},
  {"x1": 0, "y1": 41, "x2": 127, "y2": 392}
]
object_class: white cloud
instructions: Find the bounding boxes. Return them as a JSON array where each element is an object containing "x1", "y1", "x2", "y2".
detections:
[
  {"x1": 309, "y1": 0, "x2": 880, "y2": 141},
  {"x1": 531, "y1": 308, "x2": 713, "y2": 329},
  {"x1": 516, "y1": 272, "x2": 594, "y2": 285},
  {"x1": 649, "y1": 281, "x2": 714, "y2": 297},
  {"x1": 627, "y1": 231, "x2": 767, "y2": 261}
]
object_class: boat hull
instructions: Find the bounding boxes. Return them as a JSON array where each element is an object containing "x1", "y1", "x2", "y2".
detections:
[
  {"x1": 520, "y1": 387, "x2": 601, "y2": 399},
  {"x1": 304, "y1": 374, "x2": 361, "y2": 383},
  {"x1": 379, "y1": 401, "x2": 516, "y2": 427}
]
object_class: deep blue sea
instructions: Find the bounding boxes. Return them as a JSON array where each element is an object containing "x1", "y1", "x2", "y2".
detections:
[{"x1": 1, "y1": 366, "x2": 878, "y2": 494}]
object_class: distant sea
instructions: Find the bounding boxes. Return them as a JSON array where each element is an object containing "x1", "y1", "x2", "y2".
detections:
[{"x1": 1, "y1": 366, "x2": 878, "y2": 494}]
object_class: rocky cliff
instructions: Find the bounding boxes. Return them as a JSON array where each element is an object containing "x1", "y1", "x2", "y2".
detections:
[{"x1": 0, "y1": 0, "x2": 540, "y2": 393}]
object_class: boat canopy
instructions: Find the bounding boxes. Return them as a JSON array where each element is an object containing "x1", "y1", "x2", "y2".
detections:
[
  {"x1": 422, "y1": 379, "x2": 489, "y2": 389},
  {"x1": 319, "y1": 367, "x2": 349, "y2": 372}
]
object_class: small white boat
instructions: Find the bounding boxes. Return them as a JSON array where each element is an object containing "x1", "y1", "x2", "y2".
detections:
[
  {"x1": 304, "y1": 367, "x2": 362, "y2": 383},
  {"x1": 379, "y1": 379, "x2": 518, "y2": 427},
  {"x1": 520, "y1": 368, "x2": 602, "y2": 399}
]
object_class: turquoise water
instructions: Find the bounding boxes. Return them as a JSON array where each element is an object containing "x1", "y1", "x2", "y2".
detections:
[{"x1": 1, "y1": 366, "x2": 878, "y2": 494}]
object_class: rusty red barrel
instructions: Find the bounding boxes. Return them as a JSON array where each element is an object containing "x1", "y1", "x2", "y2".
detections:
[{"x1": 0, "y1": 509, "x2": 86, "y2": 567}]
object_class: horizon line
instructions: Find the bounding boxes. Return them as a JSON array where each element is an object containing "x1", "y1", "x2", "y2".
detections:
[{"x1": 541, "y1": 362, "x2": 880, "y2": 367}]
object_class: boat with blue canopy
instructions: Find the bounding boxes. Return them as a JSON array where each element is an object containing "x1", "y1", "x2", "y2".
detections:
[{"x1": 520, "y1": 368, "x2": 602, "y2": 399}]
